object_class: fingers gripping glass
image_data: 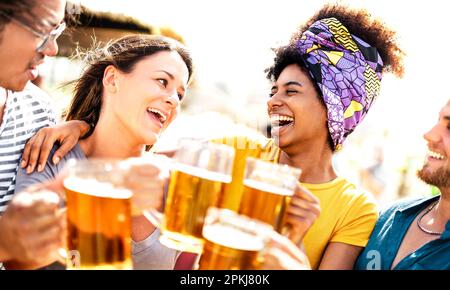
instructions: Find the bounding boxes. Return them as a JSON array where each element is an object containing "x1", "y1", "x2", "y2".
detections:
[{"x1": 0, "y1": 11, "x2": 65, "y2": 52}]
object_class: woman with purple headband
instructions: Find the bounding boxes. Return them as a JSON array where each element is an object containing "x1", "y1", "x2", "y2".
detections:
[{"x1": 262, "y1": 4, "x2": 404, "y2": 269}]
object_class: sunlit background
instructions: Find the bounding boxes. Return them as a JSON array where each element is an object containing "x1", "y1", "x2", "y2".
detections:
[{"x1": 38, "y1": 0, "x2": 449, "y2": 207}]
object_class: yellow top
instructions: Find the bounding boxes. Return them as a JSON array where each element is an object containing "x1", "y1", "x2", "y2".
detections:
[
  {"x1": 301, "y1": 177, "x2": 378, "y2": 269},
  {"x1": 211, "y1": 135, "x2": 378, "y2": 269}
]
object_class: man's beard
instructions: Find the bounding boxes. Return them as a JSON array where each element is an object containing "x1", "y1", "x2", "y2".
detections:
[{"x1": 417, "y1": 163, "x2": 450, "y2": 188}]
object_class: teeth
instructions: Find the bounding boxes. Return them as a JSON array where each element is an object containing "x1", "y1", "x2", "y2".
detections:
[
  {"x1": 428, "y1": 150, "x2": 446, "y2": 160},
  {"x1": 270, "y1": 115, "x2": 294, "y2": 125},
  {"x1": 147, "y1": 108, "x2": 167, "y2": 123}
]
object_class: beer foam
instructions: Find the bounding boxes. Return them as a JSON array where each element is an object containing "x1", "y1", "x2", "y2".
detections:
[
  {"x1": 64, "y1": 177, "x2": 133, "y2": 199},
  {"x1": 203, "y1": 224, "x2": 265, "y2": 251},
  {"x1": 173, "y1": 163, "x2": 231, "y2": 184},
  {"x1": 243, "y1": 179, "x2": 294, "y2": 196}
]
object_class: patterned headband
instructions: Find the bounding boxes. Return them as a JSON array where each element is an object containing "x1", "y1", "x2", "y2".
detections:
[{"x1": 296, "y1": 18, "x2": 384, "y2": 151}]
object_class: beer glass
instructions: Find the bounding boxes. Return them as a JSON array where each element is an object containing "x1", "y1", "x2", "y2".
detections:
[
  {"x1": 63, "y1": 159, "x2": 132, "y2": 270},
  {"x1": 198, "y1": 207, "x2": 272, "y2": 270},
  {"x1": 146, "y1": 140, "x2": 235, "y2": 253},
  {"x1": 238, "y1": 157, "x2": 301, "y2": 231},
  {"x1": 211, "y1": 135, "x2": 280, "y2": 211}
]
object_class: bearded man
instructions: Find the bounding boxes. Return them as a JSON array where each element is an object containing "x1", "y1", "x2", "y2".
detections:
[{"x1": 355, "y1": 99, "x2": 450, "y2": 270}]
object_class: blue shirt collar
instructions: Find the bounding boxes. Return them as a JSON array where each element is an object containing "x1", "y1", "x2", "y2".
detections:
[
  {"x1": 397, "y1": 195, "x2": 440, "y2": 213},
  {"x1": 396, "y1": 195, "x2": 449, "y2": 239}
]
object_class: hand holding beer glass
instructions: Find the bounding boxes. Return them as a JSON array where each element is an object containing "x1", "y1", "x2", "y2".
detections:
[
  {"x1": 282, "y1": 182, "x2": 321, "y2": 245},
  {"x1": 145, "y1": 140, "x2": 235, "y2": 253},
  {"x1": 262, "y1": 230, "x2": 311, "y2": 270},
  {"x1": 122, "y1": 154, "x2": 171, "y2": 215}
]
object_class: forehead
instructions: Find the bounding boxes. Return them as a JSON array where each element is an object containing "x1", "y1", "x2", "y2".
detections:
[
  {"x1": 32, "y1": 0, "x2": 65, "y2": 25},
  {"x1": 276, "y1": 64, "x2": 312, "y2": 84},
  {"x1": 136, "y1": 51, "x2": 189, "y2": 80}
]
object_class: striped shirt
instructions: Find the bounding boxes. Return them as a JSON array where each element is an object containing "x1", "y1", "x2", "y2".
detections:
[{"x1": 0, "y1": 83, "x2": 56, "y2": 214}]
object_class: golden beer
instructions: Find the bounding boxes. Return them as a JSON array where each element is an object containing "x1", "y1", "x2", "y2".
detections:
[
  {"x1": 239, "y1": 181, "x2": 292, "y2": 231},
  {"x1": 161, "y1": 164, "x2": 231, "y2": 253},
  {"x1": 64, "y1": 177, "x2": 132, "y2": 270},
  {"x1": 238, "y1": 157, "x2": 301, "y2": 231},
  {"x1": 157, "y1": 141, "x2": 235, "y2": 253},
  {"x1": 198, "y1": 208, "x2": 272, "y2": 270},
  {"x1": 211, "y1": 135, "x2": 280, "y2": 211}
]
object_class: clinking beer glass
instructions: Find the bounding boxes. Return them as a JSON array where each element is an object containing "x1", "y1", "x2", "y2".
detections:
[
  {"x1": 145, "y1": 140, "x2": 235, "y2": 253},
  {"x1": 238, "y1": 157, "x2": 302, "y2": 233},
  {"x1": 198, "y1": 207, "x2": 273, "y2": 270},
  {"x1": 63, "y1": 159, "x2": 133, "y2": 270}
]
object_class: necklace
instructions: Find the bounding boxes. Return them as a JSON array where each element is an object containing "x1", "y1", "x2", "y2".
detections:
[{"x1": 417, "y1": 201, "x2": 443, "y2": 236}]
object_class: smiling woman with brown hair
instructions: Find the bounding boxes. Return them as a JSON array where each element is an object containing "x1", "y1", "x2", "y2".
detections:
[{"x1": 13, "y1": 34, "x2": 195, "y2": 269}]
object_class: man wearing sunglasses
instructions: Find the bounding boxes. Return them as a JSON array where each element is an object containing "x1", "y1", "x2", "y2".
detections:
[
  {"x1": 0, "y1": 1, "x2": 66, "y2": 91},
  {"x1": 0, "y1": 0, "x2": 89, "y2": 269}
]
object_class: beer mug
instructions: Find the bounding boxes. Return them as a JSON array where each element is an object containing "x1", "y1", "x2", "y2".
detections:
[
  {"x1": 211, "y1": 135, "x2": 280, "y2": 211},
  {"x1": 63, "y1": 159, "x2": 133, "y2": 270},
  {"x1": 238, "y1": 157, "x2": 301, "y2": 231},
  {"x1": 145, "y1": 140, "x2": 235, "y2": 253},
  {"x1": 198, "y1": 207, "x2": 272, "y2": 270}
]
